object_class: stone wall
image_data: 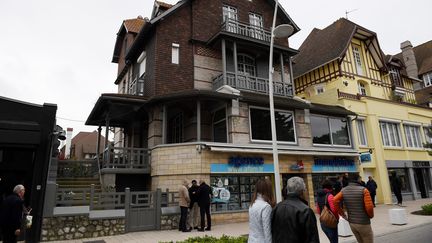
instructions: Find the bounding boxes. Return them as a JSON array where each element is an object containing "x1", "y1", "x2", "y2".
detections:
[
  {"x1": 161, "y1": 214, "x2": 180, "y2": 230},
  {"x1": 42, "y1": 216, "x2": 125, "y2": 241}
]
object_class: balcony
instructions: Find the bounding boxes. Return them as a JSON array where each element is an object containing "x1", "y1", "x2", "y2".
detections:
[
  {"x1": 128, "y1": 76, "x2": 145, "y2": 96},
  {"x1": 213, "y1": 72, "x2": 293, "y2": 97},
  {"x1": 221, "y1": 19, "x2": 271, "y2": 42},
  {"x1": 101, "y1": 145, "x2": 150, "y2": 173}
]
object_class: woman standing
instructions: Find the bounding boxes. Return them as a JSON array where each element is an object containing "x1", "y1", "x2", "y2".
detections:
[
  {"x1": 248, "y1": 178, "x2": 275, "y2": 243},
  {"x1": 316, "y1": 179, "x2": 339, "y2": 243}
]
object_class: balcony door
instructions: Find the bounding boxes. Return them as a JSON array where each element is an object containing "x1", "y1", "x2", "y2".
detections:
[
  {"x1": 223, "y1": 5, "x2": 237, "y2": 33},
  {"x1": 237, "y1": 54, "x2": 256, "y2": 90},
  {"x1": 249, "y1": 13, "x2": 264, "y2": 40}
]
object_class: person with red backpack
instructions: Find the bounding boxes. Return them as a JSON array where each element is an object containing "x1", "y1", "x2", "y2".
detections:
[{"x1": 316, "y1": 180, "x2": 339, "y2": 243}]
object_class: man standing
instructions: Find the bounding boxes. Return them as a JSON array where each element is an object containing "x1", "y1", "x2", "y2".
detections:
[
  {"x1": 390, "y1": 171, "x2": 403, "y2": 206},
  {"x1": 271, "y1": 177, "x2": 319, "y2": 243},
  {"x1": 334, "y1": 174, "x2": 374, "y2": 243},
  {"x1": 187, "y1": 179, "x2": 200, "y2": 230},
  {"x1": 0, "y1": 184, "x2": 25, "y2": 243},
  {"x1": 197, "y1": 180, "x2": 212, "y2": 231},
  {"x1": 178, "y1": 180, "x2": 191, "y2": 232},
  {"x1": 366, "y1": 176, "x2": 378, "y2": 207}
]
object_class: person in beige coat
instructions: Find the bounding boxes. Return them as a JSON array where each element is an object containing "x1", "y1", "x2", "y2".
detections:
[{"x1": 179, "y1": 179, "x2": 191, "y2": 232}]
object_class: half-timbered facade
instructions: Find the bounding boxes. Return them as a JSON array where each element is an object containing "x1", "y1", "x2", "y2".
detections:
[{"x1": 293, "y1": 18, "x2": 432, "y2": 204}]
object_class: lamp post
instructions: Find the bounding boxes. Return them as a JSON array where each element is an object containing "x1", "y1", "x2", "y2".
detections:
[{"x1": 268, "y1": 0, "x2": 294, "y2": 203}]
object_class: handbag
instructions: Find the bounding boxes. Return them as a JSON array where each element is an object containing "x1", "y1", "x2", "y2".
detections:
[{"x1": 319, "y1": 194, "x2": 338, "y2": 228}]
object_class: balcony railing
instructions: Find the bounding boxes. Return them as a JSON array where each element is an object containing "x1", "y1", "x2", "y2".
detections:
[
  {"x1": 221, "y1": 19, "x2": 271, "y2": 42},
  {"x1": 213, "y1": 72, "x2": 293, "y2": 97},
  {"x1": 128, "y1": 75, "x2": 145, "y2": 96},
  {"x1": 102, "y1": 145, "x2": 150, "y2": 171}
]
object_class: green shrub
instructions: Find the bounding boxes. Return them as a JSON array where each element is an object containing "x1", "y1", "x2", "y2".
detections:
[
  {"x1": 421, "y1": 203, "x2": 432, "y2": 215},
  {"x1": 160, "y1": 234, "x2": 248, "y2": 243}
]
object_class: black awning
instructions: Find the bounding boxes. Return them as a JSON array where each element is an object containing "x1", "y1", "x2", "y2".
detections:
[{"x1": 310, "y1": 103, "x2": 357, "y2": 116}]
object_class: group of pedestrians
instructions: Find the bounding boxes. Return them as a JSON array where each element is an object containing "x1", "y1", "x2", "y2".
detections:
[
  {"x1": 178, "y1": 179, "x2": 212, "y2": 232},
  {"x1": 248, "y1": 174, "x2": 375, "y2": 243}
]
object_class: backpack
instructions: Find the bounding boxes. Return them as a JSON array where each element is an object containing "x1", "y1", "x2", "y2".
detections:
[{"x1": 319, "y1": 194, "x2": 338, "y2": 228}]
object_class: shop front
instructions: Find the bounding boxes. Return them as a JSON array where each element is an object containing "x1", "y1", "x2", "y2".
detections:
[
  {"x1": 386, "y1": 160, "x2": 432, "y2": 201},
  {"x1": 311, "y1": 157, "x2": 358, "y2": 198},
  {"x1": 210, "y1": 156, "x2": 273, "y2": 213}
]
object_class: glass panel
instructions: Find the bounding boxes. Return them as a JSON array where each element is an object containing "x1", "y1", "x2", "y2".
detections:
[
  {"x1": 353, "y1": 46, "x2": 363, "y2": 75},
  {"x1": 380, "y1": 122, "x2": 389, "y2": 146},
  {"x1": 311, "y1": 115, "x2": 331, "y2": 144},
  {"x1": 330, "y1": 118, "x2": 350, "y2": 145},
  {"x1": 250, "y1": 108, "x2": 295, "y2": 142},
  {"x1": 275, "y1": 111, "x2": 295, "y2": 142},
  {"x1": 213, "y1": 108, "x2": 227, "y2": 143},
  {"x1": 405, "y1": 126, "x2": 413, "y2": 147},
  {"x1": 357, "y1": 120, "x2": 367, "y2": 146}
]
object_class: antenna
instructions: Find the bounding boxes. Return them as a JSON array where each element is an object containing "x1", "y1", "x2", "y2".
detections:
[{"x1": 345, "y1": 9, "x2": 358, "y2": 19}]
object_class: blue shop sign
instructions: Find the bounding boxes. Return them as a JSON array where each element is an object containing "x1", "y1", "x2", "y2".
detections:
[
  {"x1": 360, "y1": 152, "x2": 371, "y2": 163},
  {"x1": 312, "y1": 158, "x2": 356, "y2": 172},
  {"x1": 211, "y1": 156, "x2": 273, "y2": 173}
]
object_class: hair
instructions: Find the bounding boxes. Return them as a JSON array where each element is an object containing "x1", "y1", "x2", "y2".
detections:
[
  {"x1": 13, "y1": 184, "x2": 25, "y2": 194},
  {"x1": 192, "y1": 179, "x2": 197, "y2": 184},
  {"x1": 251, "y1": 178, "x2": 275, "y2": 208},
  {"x1": 286, "y1": 177, "x2": 306, "y2": 195},
  {"x1": 321, "y1": 179, "x2": 333, "y2": 190},
  {"x1": 349, "y1": 173, "x2": 361, "y2": 183}
]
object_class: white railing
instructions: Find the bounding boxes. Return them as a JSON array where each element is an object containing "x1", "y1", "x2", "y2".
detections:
[
  {"x1": 221, "y1": 19, "x2": 272, "y2": 42},
  {"x1": 213, "y1": 72, "x2": 293, "y2": 97}
]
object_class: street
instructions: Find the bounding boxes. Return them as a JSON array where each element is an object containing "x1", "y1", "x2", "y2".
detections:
[{"x1": 374, "y1": 223, "x2": 432, "y2": 243}]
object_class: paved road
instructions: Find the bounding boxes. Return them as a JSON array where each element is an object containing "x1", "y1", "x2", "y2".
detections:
[{"x1": 374, "y1": 222, "x2": 432, "y2": 243}]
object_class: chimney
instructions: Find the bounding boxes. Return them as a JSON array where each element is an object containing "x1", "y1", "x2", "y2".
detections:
[
  {"x1": 65, "y1": 128, "x2": 73, "y2": 159},
  {"x1": 401, "y1": 40, "x2": 419, "y2": 79}
]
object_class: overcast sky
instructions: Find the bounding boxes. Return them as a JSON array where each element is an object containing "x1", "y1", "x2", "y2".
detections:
[{"x1": 1, "y1": 0, "x2": 431, "y2": 136}]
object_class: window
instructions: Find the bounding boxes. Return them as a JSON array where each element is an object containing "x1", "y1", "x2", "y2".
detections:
[
  {"x1": 237, "y1": 54, "x2": 256, "y2": 76},
  {"x1": 352, "y1": 45, "x2": 363, "y2": 75},
  {"x1": 315, "y1": 85, "x2": 325, "y2": 94},
  {"x1": 404, "y1": 124, "x2": 422, "y2": 148},
  {"x1": 210, "y1": 175, "x2": 265, "y2": 212},
  {"x1": 389, "y1": 66, "x2": 402, "y2": 87},
  {"x1": 137, "y1": 51, "x2": 146, "y2": 77},
  {"x1": 250, "y1": 107, "x2": 296, "y2": 143},
  {"x1": 311, "y1": 115, "x2": 350, "y2": 146},
  {"x1": 358, "y1": 82, "x2": 367, "y2": 96},
  {"x1": 357, "y1": 119, "x2": 368, "y2": 146},
  {"x1": 379, "y1": 121, "x2": 402, "y2": 147},
  {"x1": 167, "y1": 113, "x2": 183, "y2": 143},
  {"x1": 249, "y1": 13, "x2": 263, "y2": 39},
  {"x1": 424, "y1": 126, "x2": 432, "y2": 144},
  {"x1": 171, "y1": 43, "x2": 179, "y2": 64},
  {"x1": 213, "y1": 108, "x2": 227, "y2": 143},
  {"x1": 423, "y1": 72, "x2": 432, "y2": 87}
]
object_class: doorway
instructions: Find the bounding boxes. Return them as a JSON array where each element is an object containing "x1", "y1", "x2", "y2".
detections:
[{"x1": 414, "y1": 168, "x2": 430, "y2": 198}]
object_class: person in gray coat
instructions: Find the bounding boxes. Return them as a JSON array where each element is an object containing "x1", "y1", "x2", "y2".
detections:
[{"x1": 248, "y1": 178, "x2": 275, "y2": 243}]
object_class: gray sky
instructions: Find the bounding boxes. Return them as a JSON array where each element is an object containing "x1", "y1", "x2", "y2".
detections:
[{"x1": 1, "y1": 0, "x2": 431, "y2": 135}]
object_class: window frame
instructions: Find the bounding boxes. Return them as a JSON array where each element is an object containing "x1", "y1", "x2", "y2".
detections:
[
  {"x1": 352, "y1": 45, "x2": 364, "y2": 75},
  {"x1": 379, "y1": 120, "x2": 403, "y2": 148},
  {"x1": 212, "y1": 106, "x2": 228, "y2": 143},
  {"x1": 237, "y1": 53, "x2": 256, "y2": 76},
  {"x1": 403, "y1": 124, "x2": 423, "y2": 148},
  {"x1": 248, "y1": 106, "x2": 297, "y2": 144},
  {"x1": 311, "y1": 114, "x2": 352, "y2": 147},
  {"x1": 222, "y1": 5, "x2": 238, "y2": 22},
  {"x1": 358, "y1": 82, "x2": 367, "y2": 96},
  {"x1": 315, "y1": 84, "x2": 325, "y2": 95},
  {"x1": 137, "y1": 51, "x2": 146, "y2": 78},
  {"x1": 423, "y1": 72, "x2": 432, "y2": 87},
  {"x1": 356, "y1": 118, "x2": 368, "y2": 147},
  {"x1": 171, "y1": 43, "x2": 180, "y2": 64}
]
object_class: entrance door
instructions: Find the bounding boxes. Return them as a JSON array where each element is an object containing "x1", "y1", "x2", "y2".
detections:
[{"x1": 414, "y1": 168, "x2": 428, "y2": 198}]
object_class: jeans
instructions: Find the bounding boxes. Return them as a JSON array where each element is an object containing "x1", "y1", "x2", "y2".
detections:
[{"x1": 320, "y1": 223, "x2": 338, "y2": 243}]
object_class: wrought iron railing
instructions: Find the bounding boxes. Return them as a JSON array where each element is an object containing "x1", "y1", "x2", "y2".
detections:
[
  {"x1": 128, "y1": 75, "x2": 145, "y2": 96},
  {"x1": 213, "y1": 72, "x2": 293, "y2": 97},
  {"x1": 102, "y1": 145, "x2": 150, "y2": 170},
  {"x1": 221, "y1": 19, "x2": 271, "y2": 42}
]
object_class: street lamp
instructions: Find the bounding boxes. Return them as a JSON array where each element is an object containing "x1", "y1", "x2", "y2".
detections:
[{"x1": 268, "y1": 0, "x2": 294, "y2": 203}]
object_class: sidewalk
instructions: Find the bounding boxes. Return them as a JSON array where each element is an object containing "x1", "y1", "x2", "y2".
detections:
[{"x1": 49, "y1": 198, "x2": 432, "y2": 243}]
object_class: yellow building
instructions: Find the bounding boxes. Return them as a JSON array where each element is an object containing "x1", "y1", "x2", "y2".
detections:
[{"x1": 293, "y1": 18, "x2": 432, "y2": 204}]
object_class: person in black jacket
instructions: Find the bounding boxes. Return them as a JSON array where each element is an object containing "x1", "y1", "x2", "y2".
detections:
[
  {"x1": 197, "y1": 179, "x2": 212, "y2": 231},
  {"x1": 271, "y1": 177, "x2": 319, "y2": 243},
  {"x1": 390, "y1": 171, "x2": 403, "y2": 206},
  {"x1": 187, "y1": 179, "x2": 200, "y2": 230},
  {"x1": 366, "y1": 176, "x2": 378, "y2": 207},
  {"x1": 0, "y1": 184, "x2": 25, "y2": 243}
]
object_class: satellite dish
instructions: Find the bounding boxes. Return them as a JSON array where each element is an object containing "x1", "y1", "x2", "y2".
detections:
[{"x1": 273, "y1": 24, "x2": 294, "y2": 38}]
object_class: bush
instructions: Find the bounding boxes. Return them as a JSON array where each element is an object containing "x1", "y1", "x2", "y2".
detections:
[
  {"x1": 160, "y1": 234, "x2": 248, "y2": 243},
  {"x1": 421, "y1": 203, "x2": 432, "y2": 215}
]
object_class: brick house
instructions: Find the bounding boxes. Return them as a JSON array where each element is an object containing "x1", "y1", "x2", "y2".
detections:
[
  {"x1": 60, "y1": 131, "x2": 109, "y2": 160},
  {"x1": 86, "y1": 0, "x2": 359, "y2": 222}
]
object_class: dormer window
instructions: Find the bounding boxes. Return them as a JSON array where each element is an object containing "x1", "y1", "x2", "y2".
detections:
[
  {"x1": 423, "y1": 72, "x2": 432, "y2": 87},
  {"x1": 389, "y1": 66, "x2": 402, "y2": 87},
  {"x1": 352, "y1": 45, "x2": 364, "y2": 75}
]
